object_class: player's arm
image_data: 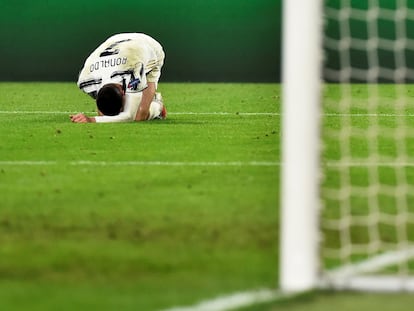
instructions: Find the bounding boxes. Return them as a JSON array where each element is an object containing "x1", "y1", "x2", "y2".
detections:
[
  {"x1": 70, "y1": 110, "x2": 135, "y2": 123},
  {"x1": 135, "y1": 82, "x2": 156, "y2": 121},
  {"x1": 70, "y1": 113, "x2": 96, "y2": 123},
  {"x1": 70, "y1": 92, "x2": 140, "y2": 123}
]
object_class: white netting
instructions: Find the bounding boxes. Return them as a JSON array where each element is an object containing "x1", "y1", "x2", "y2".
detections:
[{"x1": 321, "y1": 0, "x2": 414, "y2": 290}]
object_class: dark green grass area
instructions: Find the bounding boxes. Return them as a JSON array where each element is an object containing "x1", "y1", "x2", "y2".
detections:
[{"x1": 0, "y1": 83, "x2": 279, "y2": 310}]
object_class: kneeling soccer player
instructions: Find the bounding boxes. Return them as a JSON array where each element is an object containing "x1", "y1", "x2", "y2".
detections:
[{"x1": 71, "y1": 33, "x2": 167, "y2": 123}]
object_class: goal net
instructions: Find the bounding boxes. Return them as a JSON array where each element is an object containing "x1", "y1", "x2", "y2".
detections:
[{"x1": 281, "y1": 0, "x2": 414, "y2": 292}]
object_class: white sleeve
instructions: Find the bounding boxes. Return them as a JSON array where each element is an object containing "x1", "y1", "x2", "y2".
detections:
[
  {"x1": 95, "y1": 111, "x2": 134, "y2": 123},
  {"x1": 95, "y1": 92, "x2": 142, "y2": 123}
]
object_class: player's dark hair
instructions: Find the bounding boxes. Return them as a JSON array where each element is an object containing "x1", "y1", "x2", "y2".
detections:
[{"x1": 96, "y1": 84, "x2": 124, "y2": 116}]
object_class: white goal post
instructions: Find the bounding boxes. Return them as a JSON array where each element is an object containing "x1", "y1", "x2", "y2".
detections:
[
  {"x1": 281, "y1": 0, "x2": 414, "y2": 293},
  {"x1": 280, "y1": 0, "x2": 322, "y2": 292}
]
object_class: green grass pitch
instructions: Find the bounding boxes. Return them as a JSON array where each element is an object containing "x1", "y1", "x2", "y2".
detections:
[
  {"x1": 0, "y1": 83, "x2": 279, "y2": 310},
  {"x1": 1, "y1": 83, "x2": 414, "y2": 310}
]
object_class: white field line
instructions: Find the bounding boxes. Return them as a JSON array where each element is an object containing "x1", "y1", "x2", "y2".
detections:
[
  {"x1": 0, "y1": 160, "x2": 279, "y2": 167},
  {"x1": 72, "y1": 160, "x2": 279, "y2": 166},
  {"x1": 326, "y1": 161, "x2": 414, "y2": 167},
  {"x1": 171, "y1": 112, "x2": 278, "y2": 116},
  {"x1": 324, "y1": 113, "x2": 414, "y2": 117},
  {"x1": 2, "y1": 110, "x2": 414, "y2": 117},
  {"x1": 0, "y1": 111, "x2": 78, "y2": 114},
  {"x1": 160, "y1": 288, "x2": 286, "y2": 311},
  {"x1": 0, "y1": 111, "x2": 277, "y2": 116}
]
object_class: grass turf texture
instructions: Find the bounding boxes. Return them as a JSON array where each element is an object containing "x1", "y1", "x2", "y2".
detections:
[
  {"x1": 0, "y1": 83, "x2": 279, "y2": 310},
  {"x1": 1, "y1": 83, "x2": 414, "y2": 310}
]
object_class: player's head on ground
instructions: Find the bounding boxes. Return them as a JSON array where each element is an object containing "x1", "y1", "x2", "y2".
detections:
[{"x1": 96, "y1": 83, "x2": 125, "y2": 116}]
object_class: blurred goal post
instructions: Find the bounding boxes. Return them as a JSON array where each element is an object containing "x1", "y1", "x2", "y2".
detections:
[
  {"x1": 280, "y1": 0, "x2": 321, "y2": 292},
  {"x1": 280, "y1": 0, "x2": 414, "y2": 293}
]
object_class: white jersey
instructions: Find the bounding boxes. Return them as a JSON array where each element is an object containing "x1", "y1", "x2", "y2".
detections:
[{"x1": 77, "y1": 33, "x2": 165, "y2": 98}]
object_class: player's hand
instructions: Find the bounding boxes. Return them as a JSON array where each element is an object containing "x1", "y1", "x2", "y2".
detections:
[{"x1": 70, "y1": 113, "x2": 95, "y2": 123}]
